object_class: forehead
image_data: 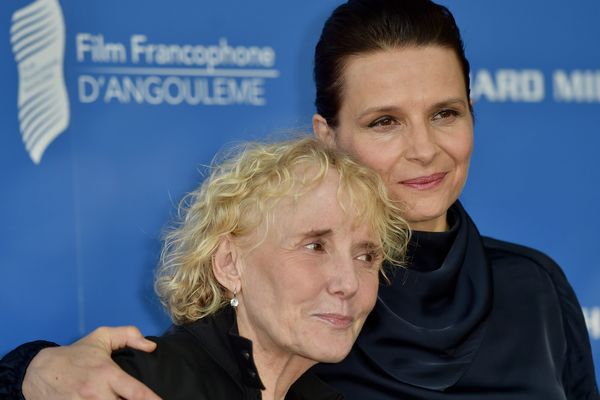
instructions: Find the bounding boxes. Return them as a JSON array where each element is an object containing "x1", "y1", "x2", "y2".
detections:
[
  {"x1": 268, "y1": 169, "x2": 373, "y2": 238},
  {"x1": 275, "y1": 169, "x2": 341, "y2": 218},
  {"x1": 340, "y1": 46, "x2": 467, "y2": 111}
]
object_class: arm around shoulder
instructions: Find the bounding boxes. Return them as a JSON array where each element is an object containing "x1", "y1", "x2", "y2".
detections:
[
  {"x1": 0, "y1": 340, "x2": 58, "y2": 400},
  {"x1": 1, "y1": 326, "x2": 160, "y2": 400}
]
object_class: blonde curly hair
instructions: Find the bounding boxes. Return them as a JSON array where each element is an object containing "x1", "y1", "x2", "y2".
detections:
[{"x1": 156, "y1": 135, "x2": 410, "y2": 324}]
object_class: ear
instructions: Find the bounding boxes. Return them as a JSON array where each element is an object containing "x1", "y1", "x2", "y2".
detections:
[
  {"x1": 312, "y1": 113, "x2": 336, "y2": 148},
  {"x1": 212, "y1": 235, "x2": 242, "y2": 293}
]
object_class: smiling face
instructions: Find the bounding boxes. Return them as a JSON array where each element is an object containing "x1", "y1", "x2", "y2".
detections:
[
  {"x1": 314, "y1": 46, "x2": 473, "y2": 232},
  {"x1": 234, "y1": 169, "x2": 380, "y2": 365}
]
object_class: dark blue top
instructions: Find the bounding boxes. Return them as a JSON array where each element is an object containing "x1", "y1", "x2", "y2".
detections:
[{"x1": 314, "y1": 202, "x2": 599, "y2": 399}]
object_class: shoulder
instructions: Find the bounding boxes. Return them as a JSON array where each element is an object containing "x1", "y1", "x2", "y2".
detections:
[
  {"x1": 113, "y1": 325, "x2": 210, "y2": 377},
  {"x1": 482, "y1": 236, "x2": 557, "y2": 267},
  {"x1": 113, "y1": 324, "x2": 238, "y2": 399},
  {"x1": 481, "y1": 236, "x2": 569, "y2": 284},
  {"x1": 482, "y1": 237, "x2": 599, "y2": 395},
  {"x1": 481, "y1": 236, "x2": 578, "y2": 309}
]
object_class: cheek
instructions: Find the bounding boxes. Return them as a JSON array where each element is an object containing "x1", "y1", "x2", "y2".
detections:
[
  {"x1": 443, "y1": 134, "x2": 473, "y2": 201},
  {"x1": 271, "y1": 272, "x2": 325, "y2": 314},
  {"x1": 452, "y1": 135, "x2": 473, "y2": 168},
  {"x1": 240, "y1": 264, "x2": 283, "y2": 312},
  {"x1": 440, "y1": 128, "x2": 473, "y2": 168},
  {"x1": 455, "y1": 124, "x2": 474, "y2": 161},
  {"x1": 336, "y1": 134, "x2": 398, "y2": 177},
  {"x1": 356, "y1": 272, "x2": 380, "y2": 312}
]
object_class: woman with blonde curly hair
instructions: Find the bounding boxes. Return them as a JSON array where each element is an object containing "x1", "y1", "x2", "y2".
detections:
[{"x1": 107, "y1": 136, "x2": 409, "y2": 400}]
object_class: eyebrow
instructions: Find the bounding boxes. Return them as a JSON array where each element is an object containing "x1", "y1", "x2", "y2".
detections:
[
  {"x1": 354, "y1": 241, "x2": 381, "y2": 252},
  {"x1": 427, "y1": 98, "x2": 468, "y2": 112},
  {"x1": 356, "y1": 105, "x2": 401, "y2": 120},
  {"x1": 299, "y1": 229, "x2": 333, "y2": 238},
  {"x1": 357, "y1": 97, "x2": 468, "y2": 119},
  {"x1": 294, "y1": 229, "x2": 380, "y2": 250}
]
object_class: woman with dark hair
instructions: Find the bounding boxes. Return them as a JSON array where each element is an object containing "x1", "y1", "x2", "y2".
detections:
[
  {"x1": 2, "y1": 0, "x2": 598, "y2": 399},
  {"x1": 309, "y1": 1, "x2": 598, "y2": 398}
]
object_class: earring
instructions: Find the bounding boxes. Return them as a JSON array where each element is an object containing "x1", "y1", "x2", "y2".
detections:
[{"x1": 230, "y1": 288, "x2": 239, "y2": 308}]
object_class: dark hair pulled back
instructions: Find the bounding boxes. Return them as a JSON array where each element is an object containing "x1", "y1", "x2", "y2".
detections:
[{"x1": 314, "y1": 0, "x2": 471, "y2": 126}]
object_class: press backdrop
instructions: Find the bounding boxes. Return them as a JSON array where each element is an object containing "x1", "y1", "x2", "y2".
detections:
[{"x1": 1, "y1": 0, "x2": 599, "y2": 381}]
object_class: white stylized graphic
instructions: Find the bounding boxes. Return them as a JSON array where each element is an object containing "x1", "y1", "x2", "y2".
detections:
[
  {"x1": 583, "y1": 306, "x2": 600, "y2": 340},
  {"x1": 10, "y1": 0, "x2": 70, "y2": 164}
]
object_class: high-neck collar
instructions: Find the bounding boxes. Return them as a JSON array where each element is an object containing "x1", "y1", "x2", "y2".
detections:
[
  {"x1": 406, "y1": 206, "x2": 459, "y2": 273},
  {"x1": 183, "y1": 307, "x2": 341, "y2": 399},
  {"x1": 357, "y1": 201, "x2": 493, "y2": 391}
]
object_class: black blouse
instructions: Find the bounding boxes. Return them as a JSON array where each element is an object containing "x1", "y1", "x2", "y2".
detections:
[
  {"x1": 112, "y1": 307, "x2": 342, "y2": 400},
  {"x1": 314, "y1": 202, "x2": 599, "y2": 399}
]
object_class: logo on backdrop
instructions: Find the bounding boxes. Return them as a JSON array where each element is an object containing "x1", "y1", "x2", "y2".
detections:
[
  {"x1": 583, "y1": 306, "x2": 600, "y2": 340},
  {"x1": 75, "y1": 34, "x2": 279, "y2": 106},
  {"x1": 10, "y1": 0, "x2": 70, "y2": 165},
  {"x1": 471, "y1": 68, "x2": 600, "y2": 103}
]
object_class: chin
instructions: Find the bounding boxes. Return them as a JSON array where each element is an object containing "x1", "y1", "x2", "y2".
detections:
[
  {"x1": 406, "y1": 210, "x2": 447, "y2": 229},
  {"x1": 303, "y1": 338, "x2": 354, "y2": 363},
  {"x1": 311, "y1": 349, "x2": 350, "y2": 363},
  {"x1": 402, "y1": 198, "x2": 452, "y2": 229}
]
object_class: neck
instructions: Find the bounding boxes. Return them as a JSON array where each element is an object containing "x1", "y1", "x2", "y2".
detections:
[
  {"x1": 252, "y1": 347, "x2": 316, "y2": 400},
  {"x1": 237, "y1": 318, "x2": 316, "y2": 400}
]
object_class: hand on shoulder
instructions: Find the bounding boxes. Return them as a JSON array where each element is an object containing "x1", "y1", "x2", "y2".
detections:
[{"x1": 22, "y1": 326, "x2": 161, "y2": 400}]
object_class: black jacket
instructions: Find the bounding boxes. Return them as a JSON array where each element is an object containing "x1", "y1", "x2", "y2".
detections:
[{"x1": 112, "y1": 307, "x2": 342, "y2": 400}]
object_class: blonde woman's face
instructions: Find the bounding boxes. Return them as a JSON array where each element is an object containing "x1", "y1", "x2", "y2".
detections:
[
  {"x1": 234, "y1": 170, "x2": 380, "y2": 365},
  {"x1": 316, "y1": 46, "x2": 473, "y2": 232}
]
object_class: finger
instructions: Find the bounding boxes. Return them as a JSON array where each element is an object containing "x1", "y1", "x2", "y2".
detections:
[
  {"x1": 109, "y1": 369, "x2": 162, "y2": 400},
  {"x1": 118, "y1": 326, "x2": 157, "y2": 352},
  {"x1": 86, "y1": 326, "x2": 149, "y2": 352},
  {"x1": 127, "y1": 336, "x2": 157, "y2": 352}
]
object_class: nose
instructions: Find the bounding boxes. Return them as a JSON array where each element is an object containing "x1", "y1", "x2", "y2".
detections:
[
  {"x1": 327, "y1": 256, "x2": 360, "y2": 299},
  {"x1": 404, "y1": 120, "x2": 439, "y2": 164}
]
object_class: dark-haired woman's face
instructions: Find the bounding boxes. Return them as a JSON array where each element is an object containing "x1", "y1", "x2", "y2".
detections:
[{"x1": 314, "y1": 46, "x2": 473, "y2": 232}]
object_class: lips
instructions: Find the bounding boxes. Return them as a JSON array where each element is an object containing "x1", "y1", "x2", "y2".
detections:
[
  {"x1": 313, "y1": 313, "x2": 354, "y2": 328},
  {"x1": 400, "y1": 172, "x2": 447, "y2": 190}
]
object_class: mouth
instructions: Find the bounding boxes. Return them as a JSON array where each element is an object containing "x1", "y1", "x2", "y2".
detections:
[
  {"x1": 400, "y1": 172, "x2": 447, "y2": 190},
  {"x1": 313, "y1": 313, "x2": 354, "y2": 329}
]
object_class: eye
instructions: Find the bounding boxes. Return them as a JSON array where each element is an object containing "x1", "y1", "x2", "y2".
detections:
[
  {"x1": 305, "y1": 241, "x2": 325, "y2": 252},
  {"x1": 357, "y1": 253, "x2": 373, "y2": 262},
  {"x1": 356, "y1": 251, "x2": 381, "y2": 266},
  {"x1": 367, "y1": 116, "x2": 398, "y2": 129},
  {"x1": 432, "y1": 109, "x2": 460, "y2": 122}
]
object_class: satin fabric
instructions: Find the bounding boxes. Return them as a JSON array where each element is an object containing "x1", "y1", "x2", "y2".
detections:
[
  {"x1": 370, "y1": 204, "x2": 492, "y2": 390},
  {"x1": 314, "y1": 202, "x2": 599, "y2": 399}
]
